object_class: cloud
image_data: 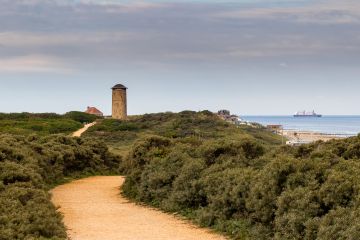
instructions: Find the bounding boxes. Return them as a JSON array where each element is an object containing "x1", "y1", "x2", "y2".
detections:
[
  {"x1": 213, "y1": 0, "x2": 360, "y2": 25},
  {"x1": 7, "y1": 0, "x2": 166, "y2": 11},
  {"x1": 0, "y1": 31, "x2": 133, "y2": 47},
  {"x1": 0, "y1": 55, "x2": 73, "y2": 73},
  {"x1": 103, "y1": 1, "x2": 166, "y2": 13},
  {"x1": 0, "y1": 0, "x2": 359, "y2": 71}
]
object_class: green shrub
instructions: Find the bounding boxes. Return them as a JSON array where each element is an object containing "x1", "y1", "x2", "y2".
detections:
[
  {"x1": 85, "y1": 111, "x2": 283, "y2": 157},
  {"x1": 0, "y1": 113, "x2": 83, "y2": 136},
  {"x1": 0, "y1": 134, "x2": 121, "y2": 239},
  {"x1": 0, "y1": 111, "x2": 103, "y2": 136},
  {"x1": 64, "y1": 111, "x2": 100, "y2": 124},
  {"x1": 85, "y1": 111, "x2": 360, "y2": 239},
  {"x1": 121, "y1": 123, "x2": 360, "y2": 239}
]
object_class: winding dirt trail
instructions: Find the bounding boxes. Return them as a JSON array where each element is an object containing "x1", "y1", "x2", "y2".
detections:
[
  {"x1": 72, "y1": 122, "x2": 97, "y2": 137},
  {"x1": 51, "y1": 176, "x2": 226, "y2": 240}
]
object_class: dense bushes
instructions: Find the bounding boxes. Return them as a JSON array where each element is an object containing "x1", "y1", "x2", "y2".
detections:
[
  {"x1": 122, "y1": 133, "x2": 360, "y2": 239},
  {"x1": 0, "y1": 112, "x2": 100, "y2": 135},
  {"x1": 64, "y1": 111, "x2": 101, "y2": 124},
  {"x1": 0, "y1": 134, "x2": 121, "y2": 240},
  {"x1": 85, "y1": 111, "x2": 282, "y2": 156},
  {"x1": 0, "y1": 119, "x2": 82, "y2": 135},
  {"x1": 6, "y1": 110, "x2": 358, "y2": 239},
  {"x1": 0, "y1": 113, "x2": 63, "y2": 120}
]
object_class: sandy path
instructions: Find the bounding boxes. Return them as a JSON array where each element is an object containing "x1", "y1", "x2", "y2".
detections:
[
  {"x1": 72, "y1": 122, "x2": 96, "y2": 137},
  {"x1": 51, "y1": 176, "x2": 226, "y2": 240}
]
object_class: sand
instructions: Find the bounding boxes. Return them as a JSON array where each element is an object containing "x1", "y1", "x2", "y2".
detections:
[
  {"x1": 71, "y1": 122, "x2": 97, "y2": 137},
  {"x1": 281, "y1": 129, "x2": 347, "y2": 144},
  {"x1": 51, "y1": 176, "x2": 226, "y2": 240}
]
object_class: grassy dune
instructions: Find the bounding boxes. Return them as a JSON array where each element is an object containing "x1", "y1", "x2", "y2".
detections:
[
  {"x1": 3, "y1": 110, "x2": 360, "y2": 239},
  {"x1": 0, "y1": 112, "x2": 100, "y2": 136},
  {"x1": 86, "y1": 111, "x2": 360, "y2": 240},
  {"x1": 84, "y1": 111, "x2": 282, "y2": 157}
]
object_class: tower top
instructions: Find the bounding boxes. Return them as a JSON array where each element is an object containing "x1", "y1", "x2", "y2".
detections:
[{"x1": 112, "y1": 84, "x2": 127, "y2": 90}]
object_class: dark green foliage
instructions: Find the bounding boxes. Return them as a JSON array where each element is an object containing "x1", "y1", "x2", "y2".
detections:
[
  {"x1": 86, "y1": 111, "x2": 283, "y2": 144},
  {"x1": 84, "y1": 111, "x2": 360, "y2": 239},
  {"x1": 90, "y1": 119, "x2": 139, "y2": 132},
  {"x1": 0, "y1": 134, "x2": 121, "y2": 240},
  {"x1": 0, "y1": 112, "x2": 93, "y2": 135},
  {"x1": 85, "y1": 111, "x2": 282, "y2": 157},
  {"x1": 0, "y1": 186, "x2": 65, "y2": 240},
  {"x1": 128, "y1": 136, "x2": 172, "y2": 169},
  {"x1": 0, "y1": 113, "x2": 63, "y2": 120},
  {"x1": 0, "y1": 119, "x2": 82, "y2": 135},
  {"x1": 121, "y1": 123, "x2": 360, "y2": 239},
  {"x1": 200, "y1": 139, "x2": 264, "y2": 166},
  {"x1": 64, "y1": 111, "x2": 101, "y2": 124}
]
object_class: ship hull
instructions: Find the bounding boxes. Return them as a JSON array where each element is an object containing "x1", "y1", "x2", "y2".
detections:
[{"x1": 294, "y1": 115, "x2": 322, "y2": 117}]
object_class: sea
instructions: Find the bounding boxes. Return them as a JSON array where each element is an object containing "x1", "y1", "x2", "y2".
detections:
[{"x1": 242, "y1": 116, "x2": 360, "y2": 136}]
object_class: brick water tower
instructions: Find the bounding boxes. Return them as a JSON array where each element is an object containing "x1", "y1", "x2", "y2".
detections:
[{"x1": 112, "y1": 84, "x2": 127, "y2": 120}]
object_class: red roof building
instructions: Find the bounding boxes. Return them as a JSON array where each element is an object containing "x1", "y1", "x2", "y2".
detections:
[{"x1": 85, "y1": 106, "x2": 103, "y2": 117}]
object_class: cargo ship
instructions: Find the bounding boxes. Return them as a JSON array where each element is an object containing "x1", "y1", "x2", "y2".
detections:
[{"x1": 294, "y1": 110, "x2": 322, "y2": 117}]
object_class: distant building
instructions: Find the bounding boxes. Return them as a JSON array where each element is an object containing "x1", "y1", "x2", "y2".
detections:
[
  {"x1": 218, "y1": 110, "x2": 231, "y2": 116},
  {"x1": 267, "y1": 125, "x2": 283, "y2": 133},
  {"x1": 112, "y1": 84, "x2": 127, "y2": 120},
  {"x1": 217, "y1": 109, "x2": 256, "y2": 127},
  {"x1": 217, "y1": 109, "x2": 241, "y2": 125},
  {"x1": 85, "y1": 106, "x2": 103, "y2": 117}
]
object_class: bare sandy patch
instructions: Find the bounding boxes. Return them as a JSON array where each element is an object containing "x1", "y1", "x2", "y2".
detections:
[
  {"x1": 51, "y1": 176, "x2": 226, "y2": 240},
  {"x1": 71, "y1": 122, "x2": 96, "y2": 137}
]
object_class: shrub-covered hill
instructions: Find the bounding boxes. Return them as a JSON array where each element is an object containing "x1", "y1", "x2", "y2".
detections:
[
  {"x1": 0, "y1": 112, "x2": 100, "y2": 135},
  {"x1": 84, "y1": 111, "x2": 283, "y2": 156},
  {"x1": 0, "y1": 134, "x2": 121, "y2": 240},
  {"x1": 95, "y1": 111, "x2": 360, "y2": 239}
]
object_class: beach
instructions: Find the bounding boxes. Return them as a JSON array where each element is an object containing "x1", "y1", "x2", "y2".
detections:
[
  {"x1": 281, "y1": 129, "x2": 347, "y2": 144},
  {"x1": 242, "y1": 116, "x2": 359, "y2": 145},
  {"x1": 243, "y1": 116, "x2": 360, "y2": 136}
]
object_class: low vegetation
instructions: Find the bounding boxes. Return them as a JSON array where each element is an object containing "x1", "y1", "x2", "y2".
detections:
[
  {"x1": 63, "y1": 111, "x2": 100, "y2": 124},
  {"x1": 0, "y1": 112, "x2": 100, "y2": 135},
  {"x1": 121, "y1": 134, "x2": 360, "y2": 239},
  {"x1": 3, "y1": 110, "x2": 359, "y2": 240},
  {"x1": 0, "y1": 134, "x2": 121, "y2": 240},
  {"x1": 85, "y1": 111, "x2": 360, "y2": 240},
  {"x1": 84, "y1": 111, "x2": 282, "y2": 156}
]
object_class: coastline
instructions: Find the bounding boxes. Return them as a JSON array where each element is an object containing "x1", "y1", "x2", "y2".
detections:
[
  {"x1": 280, "y1": 129, "x2": 349, "y2": 144},
  {"x1": 243, "y1": 116, "x2": 360, "y2": 134},
  {"x1": 242, "y1": 115, "x2": 360, "y2": 145}
]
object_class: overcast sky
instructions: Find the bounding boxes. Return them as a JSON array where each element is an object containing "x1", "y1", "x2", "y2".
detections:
[{"x1": 1, "y1": 0, "x2": 360, "y2": 115}]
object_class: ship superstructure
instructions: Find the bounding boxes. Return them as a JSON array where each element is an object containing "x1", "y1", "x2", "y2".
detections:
[{"x1": 294, "y1": 110, "x2": 322, "y2": 117}]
